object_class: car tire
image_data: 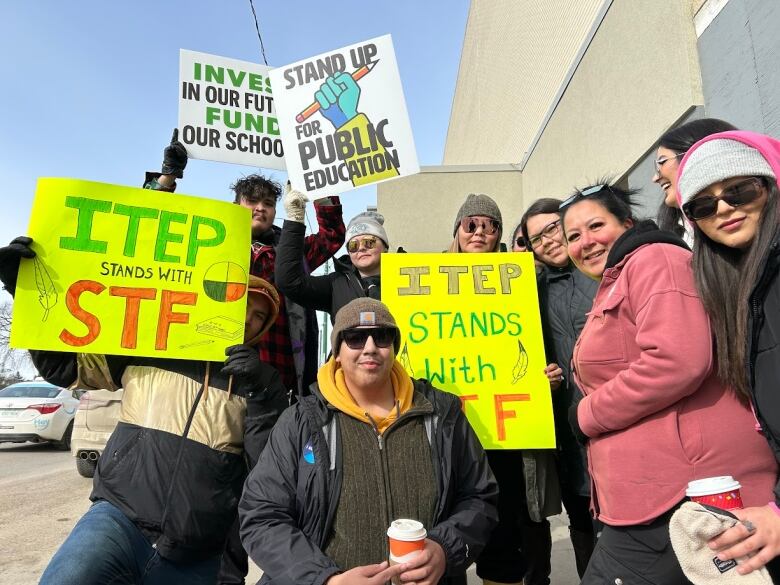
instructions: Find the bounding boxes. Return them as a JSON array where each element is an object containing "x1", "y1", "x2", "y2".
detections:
[
  {"x1": 75, "y1": 455, "x2": 97, "y2": 478},
  {"x1": 56, "y1": 421, "x2": 74, "y2": 451}
]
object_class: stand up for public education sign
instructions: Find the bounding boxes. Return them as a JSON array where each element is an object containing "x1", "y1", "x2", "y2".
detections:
[
  {"x1": 382, "y1": 253, "x2": 555, "y2": 450},
  {"x1": 10, "y1": 179, "x2": 251, "y2": 362},
  {"x1": 270, "y1": 34, "x2": 419, "y2": 198},
  {"x1": 178, "y1": 49, "x2": 285, "y2": 169}
]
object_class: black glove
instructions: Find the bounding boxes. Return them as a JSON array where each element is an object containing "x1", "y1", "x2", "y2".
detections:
[
  {"x1": 161, "y1": 129, "x2": 188, "y2": 178},
  {"x1": 223, "y1": 344, "x2": 265, "y2": 380},
  {"x1": 568, "y1": 401, "x2": 588, "y2": 446},
  {"x1": 0, "y1": 236, "x2": 35, "y2": 296}
]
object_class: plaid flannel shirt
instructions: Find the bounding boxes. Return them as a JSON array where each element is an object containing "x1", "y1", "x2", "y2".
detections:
[{"x1": 251, "y1": 198, "x2": 344, "y2": 392}]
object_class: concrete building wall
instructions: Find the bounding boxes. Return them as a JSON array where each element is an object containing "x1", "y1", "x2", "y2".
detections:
[{"x1": 377, "y1": 166, "x2": 522, "y2": 252}]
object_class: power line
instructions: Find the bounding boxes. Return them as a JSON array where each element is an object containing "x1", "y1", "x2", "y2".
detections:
[{"x1": 247, "y1": 0, "x2": 269, "y2": 65}]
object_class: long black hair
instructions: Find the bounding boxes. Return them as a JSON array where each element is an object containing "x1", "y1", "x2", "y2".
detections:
[
  {"x1": 655, "y1": 118, "x2": 737, "y2": 236},
  {"x1": 692, "y1": 180, "x2": 779, "y2": 399},
  {"x1": 560, "y1": 181, "x2": 637, "y2": 231}
]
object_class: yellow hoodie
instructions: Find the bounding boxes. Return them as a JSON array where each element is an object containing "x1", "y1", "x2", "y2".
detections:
[{"x1": 317, "y1": 357, "x2": 414, "y2": 434}]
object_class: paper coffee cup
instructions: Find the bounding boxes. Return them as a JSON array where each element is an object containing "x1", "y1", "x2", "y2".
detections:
[
  {"x1": 686, "y1": 476, "x2": 743, "y2": 510},
  {"x1": 387, "y1": 519, "x2": 426, "y2": 583}
]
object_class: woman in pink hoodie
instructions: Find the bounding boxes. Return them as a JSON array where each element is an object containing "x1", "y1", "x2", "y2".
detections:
[
  {"x1": 560, "y1": 182, "x2": 777, "y2": 584},
  {"x1": 677, "y1": 131, "x2": 780, "y2": 577}
]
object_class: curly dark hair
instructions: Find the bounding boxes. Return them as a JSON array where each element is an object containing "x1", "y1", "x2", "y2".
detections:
[{"x1": 230, "y1": 174, "x2": 282, "y2": 204}]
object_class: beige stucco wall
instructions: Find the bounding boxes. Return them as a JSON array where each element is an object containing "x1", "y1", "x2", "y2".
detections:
[
  {"x1": 444, "y1": 0, "x2": 606, "y2": 165},
  {"x1": 520, "y1": 0, "x2": 704, "y2": 199},
  {"x1": 376, "y1": 166, "x2": 523, "y2": 252}
]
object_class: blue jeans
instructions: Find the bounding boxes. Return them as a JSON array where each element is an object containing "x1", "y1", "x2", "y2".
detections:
[{"x1": 39, "y1": 500, "x2": 221, "y2": 585}]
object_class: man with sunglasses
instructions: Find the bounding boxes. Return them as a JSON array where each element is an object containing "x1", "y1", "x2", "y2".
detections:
[
  {"x1": 239, "y1": 297, "x2": 498, "y2": 585},
  {"x1": 277, "y1": 198, "x2": 390, "y2": 322}
]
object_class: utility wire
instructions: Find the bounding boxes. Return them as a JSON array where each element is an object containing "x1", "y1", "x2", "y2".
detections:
[{"x1": 247, "y1": 0, "x2": 269, "y2": 65}]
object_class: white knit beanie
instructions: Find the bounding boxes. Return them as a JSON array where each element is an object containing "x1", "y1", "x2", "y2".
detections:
[
  {"x1": 345, "y1": 211, "x2": 389, "y2": 249},
  {"x1": 677, "y1": 139, "x2": 776, "y2": 207}
]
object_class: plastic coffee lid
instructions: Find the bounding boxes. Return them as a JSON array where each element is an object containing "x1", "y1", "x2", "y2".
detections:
[
  {"x1": 686, "y1": 476, "x2": 741, "y2": 497},
  {"x1": 387, "y1": 519, "x2": 426, "y2": 541}
]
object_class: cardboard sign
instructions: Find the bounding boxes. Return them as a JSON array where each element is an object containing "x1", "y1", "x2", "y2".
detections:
[
  {"x1": 11, "y1": 178, "x2": 251, "y2": 361},
  {"x1": 382, "y1": 253, "x2": 555, "y2": 449},
  {"x1": 270, "y1": 34, "x2": 419, "y2": 198},
  {"x1": 178, "y1": 49, "x2": 285, "y2": 169}
]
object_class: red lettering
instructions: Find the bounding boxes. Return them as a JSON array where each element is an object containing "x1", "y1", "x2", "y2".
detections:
[
  {"x1": 156, "y1": 290, "x2": 197, "y2": 350},
  {"x1": 459, "y1": 394, "x2": 479, "y2": 413},
  {"x1": 494, "y1": 393, "x2": 530, "y2": 441},
  {"x1": 109, "y1": 286, "x2": 157, "y2": 349},
  {"x1": 59, "y1": 280, "x2": 106, "y2": 347}
]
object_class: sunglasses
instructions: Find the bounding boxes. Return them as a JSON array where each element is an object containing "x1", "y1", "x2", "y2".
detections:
[
  {"x1": 528, "y1": 219, "x2": 561, "y2": 249},
  {"x1": 460, "y1": 216, "x2": 501, "y2": 235},
  {"x1": 682, "y1": 178, "x2": 766, "y2": 221},
  {"x1": 559, "y1": 184, "x2": 614, "y2": 210},
  {"x1": 514, "y1": 236, "x2": 528, "y2": 249},
  {"x1": 341, "y1": 327, "x2": 397, "y2": 350},
  {"x1": 653, "y1": 152, "x2": 685, "y2": 172},
  {"x1": 347, "y1": 236, "x2": 379, "y2": 253}
]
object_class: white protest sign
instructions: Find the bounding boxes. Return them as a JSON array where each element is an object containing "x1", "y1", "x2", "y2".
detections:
[
  {"x1": 270, "y1": 34, "x2": 419, "y2": 197},
  {"x1": 178, "y1": 49, "x2": 285, "y2": 169}
]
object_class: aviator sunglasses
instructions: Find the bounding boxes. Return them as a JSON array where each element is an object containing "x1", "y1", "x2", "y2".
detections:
[
  {"x1": 341, "y1": 327, "x2": 397, "y2": 350},
  {"x1": 460, "y1": 216, "x2": 501, "y2": 235},
  {"x1": 682, "y1": 177, "x2": 766, "y2": 221},
  {"x1": 347, "y1": 236, "x2": 379, "y2": 253}
]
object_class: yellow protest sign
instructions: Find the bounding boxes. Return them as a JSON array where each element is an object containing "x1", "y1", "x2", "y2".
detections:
[
  {"x1": 10, "y1": 178, "x2": 251, "y2": 361},
  {"x1": 382, "y1": 253, "x2": 555, "y2": 449}
]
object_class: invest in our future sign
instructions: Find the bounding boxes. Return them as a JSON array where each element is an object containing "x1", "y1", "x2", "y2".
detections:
[
  {"x1": 270, "y1": 34, "x2": 419, "y2": 198},
  {"x1": 10, "y1": 178, "x2": 251, "y2": 361},
  {"x1": 382, "y1": 253, "x2": 555, "y2": 450}
]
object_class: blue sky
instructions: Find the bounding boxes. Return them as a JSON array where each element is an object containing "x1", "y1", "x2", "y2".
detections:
[{"x1": 0, "y1": 1, "x2": 470, "y2": 251}]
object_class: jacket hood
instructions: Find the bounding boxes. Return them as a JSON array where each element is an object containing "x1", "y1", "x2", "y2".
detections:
[
  {"x1": 605, "y1": 220, "x2": 689, "y2": 270},
  {"x1": 244, "y1": 275, "x2": 281, "y2": 346}
]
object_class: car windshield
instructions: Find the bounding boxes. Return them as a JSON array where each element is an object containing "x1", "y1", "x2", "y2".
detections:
[{"x1": 0, "y1": 386, "x2": 60, "y2": 399}]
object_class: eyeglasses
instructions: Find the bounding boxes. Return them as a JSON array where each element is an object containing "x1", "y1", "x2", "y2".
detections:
[
  {"x1": 559, "y1": 184, "x2": 614, "y2": 210},
  {"x1": 341, "y1": 327, "x2": 397, "y2": 350},
  {"x1": 514, "y1": 236, "x2": 528, "y2": 250},
  {"x1": 347, "y1": 236, "x2": 379, "y2": 253},
  {"x1": 654, "y1": 152, "x2": 685, "y2": 173},
  {"x1": 460, "y1": 216, "x2": 501, "y2": 235},
  {"x1": 528, "y1": 219, "x2": 561, "y2": 249},
  {"x1": 682, "y1": 177, "x2": 766, "y2": 221}
]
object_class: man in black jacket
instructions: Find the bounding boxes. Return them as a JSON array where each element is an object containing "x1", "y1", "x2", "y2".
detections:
[{"x1": 239, "y1": 298, "x2": 498, "y2": 585}]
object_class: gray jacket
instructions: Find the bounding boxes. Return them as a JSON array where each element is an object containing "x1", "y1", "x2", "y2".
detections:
[{"x1": 239, "y1": 378, "x2": 498, "y2": 585}]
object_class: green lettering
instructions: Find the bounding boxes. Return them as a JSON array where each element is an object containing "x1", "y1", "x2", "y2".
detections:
[
  {"x1": 154, "y1": 211, "x2": 187, "y2": 263},
  {"x1": 186, "y1": 216, "x2": 226, "y2": 267},
  {"x1": 113, "y1": 204, "x2": 160, "y2": 258},
  {"x1": 59, "y1": 196, "x2": 112, "y2": 253}
]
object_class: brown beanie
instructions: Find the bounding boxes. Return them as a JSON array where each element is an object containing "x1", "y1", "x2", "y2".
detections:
[
  {"x1": 244, "y1": 275, "x2": 280, "y2": 345},
  {"x1": 453, "y1": 193, "x2": 503, "y2": 236},
  {"x1": 331, "y1": 298, "x2": 401, "y2": 355}
]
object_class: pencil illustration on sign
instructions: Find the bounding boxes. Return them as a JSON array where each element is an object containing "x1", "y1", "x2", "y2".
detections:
[{"x1": 270, "y1": 35, "x2": 419, "y2": 198}]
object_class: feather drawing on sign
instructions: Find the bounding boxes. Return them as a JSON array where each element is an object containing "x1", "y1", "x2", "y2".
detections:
[
  {"x1": 33, "y1": 257, "x2": 57, "y2": 322},
  {"x1": 511, "y1": 338, "x2": 529, "y2": 384},
  {"x1": 399, "y1": 341, "x2": 414, "y2": 376}
]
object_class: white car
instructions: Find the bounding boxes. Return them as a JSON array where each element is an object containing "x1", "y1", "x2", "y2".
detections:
[{"x1": 0, "y1": 381, "x2": 78, "y2": 449}]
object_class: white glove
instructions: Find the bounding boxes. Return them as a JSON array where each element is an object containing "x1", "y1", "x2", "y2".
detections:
[{"x1": 283, "y1": 184, "x2": 309, "y2": 224}]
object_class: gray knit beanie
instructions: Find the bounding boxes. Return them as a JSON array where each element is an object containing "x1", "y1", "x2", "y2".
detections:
[
  {"x1": 331, "y1": 298, "x2": 401, "y2": 355},
  {"x1": 453, "y1": 193, "x2": 503, "y2": 236},
  {"x1": 678, "y1": 139, "x2": 776, "y2": 207},
  {"x1": 345, "y1": 211, "x2": 389, "y2": 249}
]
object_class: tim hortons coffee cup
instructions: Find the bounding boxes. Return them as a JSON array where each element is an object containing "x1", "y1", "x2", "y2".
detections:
[
  {"x1": 387, "y1": 519, "x2": 426, "y2": 584},
  {"x1": 686, "y1": 476, "x2": 744, "y2": 510}
]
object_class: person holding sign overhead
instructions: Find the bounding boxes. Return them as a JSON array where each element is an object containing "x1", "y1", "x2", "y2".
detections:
[
  {"x1": 561, "y1": 182, "x2": 777, "y2": 583},
  {"x1": 0, "y1": 234, "x2": 288, "y2": 584},
  {"x1": 448, "y1": 194, "x2": 561, "y2": 585},
  {"x1": 276, "y1": 186, "x2": 388, "y2": 321}
]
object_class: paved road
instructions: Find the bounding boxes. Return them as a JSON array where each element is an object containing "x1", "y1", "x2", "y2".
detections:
[{"x1": 0, "y1": 442, "x2": 579, "y2": 584}]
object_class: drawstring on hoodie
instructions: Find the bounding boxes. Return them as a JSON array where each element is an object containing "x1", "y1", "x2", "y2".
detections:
[
  {"x1": 227, "y1": 374, "x2": 233, "y2": 400},
  {"x1": 202, "y1": 363, "x2": 211, "y2": 403}
]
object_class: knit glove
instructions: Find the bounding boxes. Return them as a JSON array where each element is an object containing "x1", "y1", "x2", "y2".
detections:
[
  {"x1": 161, "y1": 129, "x2": 188, "y2": 178},
  {"x1": 283, "y1": 183, "x2": 309, "y2": 224},
  {"x1": 0, "y1": 236, "x2": 35, "y2": 296},
  {"x1": 670, "y1": 502, "x2": 773, "y2": 584}
]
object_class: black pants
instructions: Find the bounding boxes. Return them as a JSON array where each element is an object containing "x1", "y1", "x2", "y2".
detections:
[
  {"x1": 217, "y1": 514, "x2": 248, "y2": 585},
  {"x1": 581, "y1": 509, "x2": 692, "y2": 585}
]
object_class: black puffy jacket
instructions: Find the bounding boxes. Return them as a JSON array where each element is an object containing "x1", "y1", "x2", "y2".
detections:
[
  {"x1": 276, "y1": 219, "x2": 379, "y2": 322},
  {"x1": 239, "y1": 378, "x2": 498, "y2": 585},
  {"x1": 748, "y1": 229, "x2": 780, "y2": 502}
]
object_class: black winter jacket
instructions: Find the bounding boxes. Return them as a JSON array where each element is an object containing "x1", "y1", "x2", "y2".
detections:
[
  {"x1": 748, "y1": 228, "x2": 780, "y2": 503},
  {"x1": 30, "y1": 350, "x2": 287, "y2": 562},
  {"x1": 538, "y1": 263, "x2": 597, "y2": 496},
  {"x1": 276, "y1": 219, "x2": 378, "y2": 322},
  {"x1": 238, "y1": 378, "x2": 498, "y2": 585}
]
